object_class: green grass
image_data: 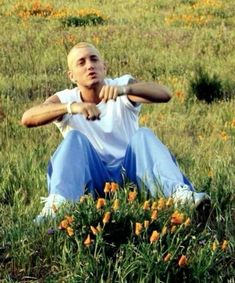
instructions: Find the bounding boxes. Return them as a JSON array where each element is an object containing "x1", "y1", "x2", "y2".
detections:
[{"x1": 0, "y1": 0, "x2": 234, "y2": 282}]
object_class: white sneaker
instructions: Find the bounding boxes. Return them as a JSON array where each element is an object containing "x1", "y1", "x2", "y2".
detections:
[
  {"x1": 172, "y1": 185, "x2": 210, "y2": 207},
  {"x1": 34, "y1": 194, "x2": 66, "y2": 223}
]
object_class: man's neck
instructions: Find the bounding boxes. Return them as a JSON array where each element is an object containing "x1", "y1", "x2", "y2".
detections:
[{"x1": 79, "y1": 83, "x2": 104, "y2": 104}]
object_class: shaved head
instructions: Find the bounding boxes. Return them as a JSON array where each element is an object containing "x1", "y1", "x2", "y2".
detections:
[{"x1": 67, "y1": 42, "x2": 102, "y2": 71}]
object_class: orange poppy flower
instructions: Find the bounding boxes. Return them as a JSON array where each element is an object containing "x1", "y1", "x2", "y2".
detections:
[
  {"x1": 157, "y1": 198, "x2": 165, "y2": 210},
  {"x1": 178, "y1": 255, "x2": 187, "y2": 267},
  {"x1": 96, "y1": 223, "x2": 102, "y2": 232},
  {"x1": 128, "y1": 191, "x2": 137, "y2": 202},
  {"x1": 66, "y1": 227, "x2": 74, "y2": 237},
  {"x1": 161, "y1": 226, "x2": 167, "y2": 236},
  {"x1": 171, "y1": 211, "x2": 184, "y2": 225},
  {"x1": 90, "y1": 225, "x2": 98, "y2": 235},
  {"x1": 96, "y1": 198, "x2": 106, "y2": 209},
  {"x1": 212, "y1": 241, "x2": 217, "y2": 251},
  {"x1": 84, "y1": 234, "x2": 92, "y2": 246},
  {"x1": 111, "y1": 182, "x2": 119, "y2": 192},
  {"x1": 102, "y1": 211, "x2": 111, "y2": 224},
  {"x1": 151, "y1": 201, "x2": 158, "y2": 210},
  {"x1": 150, "y1": 230, "x2": 160, "y2": 243},
  {"x1": 143, "y1": 200, "x2": 150, "y2": 210},
  {"x1": 221, "y1": 240, "x2": 228, "y2": 251},
  {"x1": 151, "y1": 210, "x2": 158, "y2": 221},
  {"x1": 135, "y1": 222, "x2": 143, "y2": 236},
  {"x1": 112, "y1": 199, "x2": 120, "y2": 210},
  {"x1": 144, "y1": 220, "x2": 150, "y2": 229},
  {"x1": 163, "y1": 253, "x2": 171, "y2": 262},
  {"x1": 65, "y1": 215, "x2": 74, "y2": 224},
  {"x1": 59, "y1": 219, "x2": 69, "y2": 229},
  {"x1": 104, "y1": 182, "x2": 111, "y2": 193}
]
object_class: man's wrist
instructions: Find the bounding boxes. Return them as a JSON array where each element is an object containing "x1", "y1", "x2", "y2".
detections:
[
  {"x1": 66, "y1": 102, "x2": 75, "y2": 114},
  {"x1": 118, "y1": 85, "x2": 129, "y2": 96}
]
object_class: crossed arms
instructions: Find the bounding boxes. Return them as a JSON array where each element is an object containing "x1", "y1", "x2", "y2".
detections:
[{"x1": 21, "y1": 82, "x2": 171, "y2": 128}]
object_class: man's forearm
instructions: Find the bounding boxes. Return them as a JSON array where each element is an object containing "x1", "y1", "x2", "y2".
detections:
[
  {"x1": 21, "y1": 103, "x2": 68, "y2": 127},
  {"x1": 125, "y1": 82, "x2": 171, "y2": 103}
]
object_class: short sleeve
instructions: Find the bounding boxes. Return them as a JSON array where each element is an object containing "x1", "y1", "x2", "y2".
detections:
[
  {"x1": 105, "y1": 74, "x2": 141, "y2": 113},
  {"x1": 53, "y1": 88, "x2": 79, "y2": 133}
]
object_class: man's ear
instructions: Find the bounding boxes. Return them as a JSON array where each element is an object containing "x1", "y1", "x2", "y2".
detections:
[{"x1": 67, "y1": 70, "x2": 77, "y2": 83}]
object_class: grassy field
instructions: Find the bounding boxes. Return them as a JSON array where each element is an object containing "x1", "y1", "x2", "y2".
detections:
[{"x1": 0, "y1": 0, "x2": 234, "y2": 282}]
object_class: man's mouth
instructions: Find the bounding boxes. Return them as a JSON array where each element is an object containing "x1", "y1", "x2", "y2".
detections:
[{"x1": 88, "y1": 72, "x2": 97, "y2": 78}]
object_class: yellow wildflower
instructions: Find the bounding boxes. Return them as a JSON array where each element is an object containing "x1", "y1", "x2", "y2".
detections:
[
  {"x1": 135, "y1": 222, "x2": 143, "y2": 236},
  {"x1": 112, "y1": 199, "x2": 120, "y2": 210},
  {"x1": 171, "y1": 211, "x2": 184, "y2": 225},
  {"x1": 178, "y1": 255, "x2": 187, "y2": 267},
  {"x1": 96, "y1": 198, "x2": 106, "y2": 209},
  {"x1": 102, "y1": 212, "x2": 111, "y2": 224},
  {"x1": 150, "y1": 230, "x2": 160, "y2": 244},
  {"x1": 66, "y1": 226, "x2": 74, "y2": 237}
]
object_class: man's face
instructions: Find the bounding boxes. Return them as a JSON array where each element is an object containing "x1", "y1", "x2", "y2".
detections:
[{"x1": 68, "y1": 47, "x2": 106, "y2": 88}]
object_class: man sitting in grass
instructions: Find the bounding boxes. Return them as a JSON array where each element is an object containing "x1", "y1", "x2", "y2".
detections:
[{"x1": 21, "y1": 42, "x2": 210, "y2": 222}]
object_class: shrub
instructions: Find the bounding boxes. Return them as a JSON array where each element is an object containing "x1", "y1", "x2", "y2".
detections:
[
  {"x1": 61, "y1": 14, "x2": 105, "y2": 27},
  {"x1": 189, "y1": 66, "x2": 234, "y2": 103}
]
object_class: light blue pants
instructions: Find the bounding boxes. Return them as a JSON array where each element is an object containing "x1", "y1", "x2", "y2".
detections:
[{"x1": 47, "y1": 128, "x2": 194, "y2": 201}]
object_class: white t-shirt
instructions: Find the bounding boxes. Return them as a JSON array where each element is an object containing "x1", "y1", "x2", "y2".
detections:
[{"x1": 54, "y1": 74, "x2": 141, "y2": 167}]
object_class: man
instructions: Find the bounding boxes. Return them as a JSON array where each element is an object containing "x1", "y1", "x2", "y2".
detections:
[{"x1": 22, "y1": 42, "x2": 210, "y2": 222}]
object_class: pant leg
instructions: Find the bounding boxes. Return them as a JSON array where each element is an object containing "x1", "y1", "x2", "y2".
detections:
[
  {"x1": 47, "y1": 130, "x2": 111, "y2": 201},
  {"x1": 122, "y1": 127, "x2": 195, "y2": 197}
]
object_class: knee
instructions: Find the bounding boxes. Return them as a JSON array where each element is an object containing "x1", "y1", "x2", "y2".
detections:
[
  {"x1": 129, "y1": 127, "x2": 159, "y2": 149},
  {"x1": 133, "y1": 127, "x2": 154, "y2": 140}
]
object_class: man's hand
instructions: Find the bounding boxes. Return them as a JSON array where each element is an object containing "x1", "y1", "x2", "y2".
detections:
[
  {"x1": 71, "y1": 102, "x2": 101, "y2": 120},
  {"x1": 99, "y1": 85, "x2": 127, "y2": 103}
]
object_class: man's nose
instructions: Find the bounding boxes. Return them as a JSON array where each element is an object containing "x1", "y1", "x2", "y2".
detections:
[{"x1": 86, "y1": 60, "x2": 94, "y2": 69}]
